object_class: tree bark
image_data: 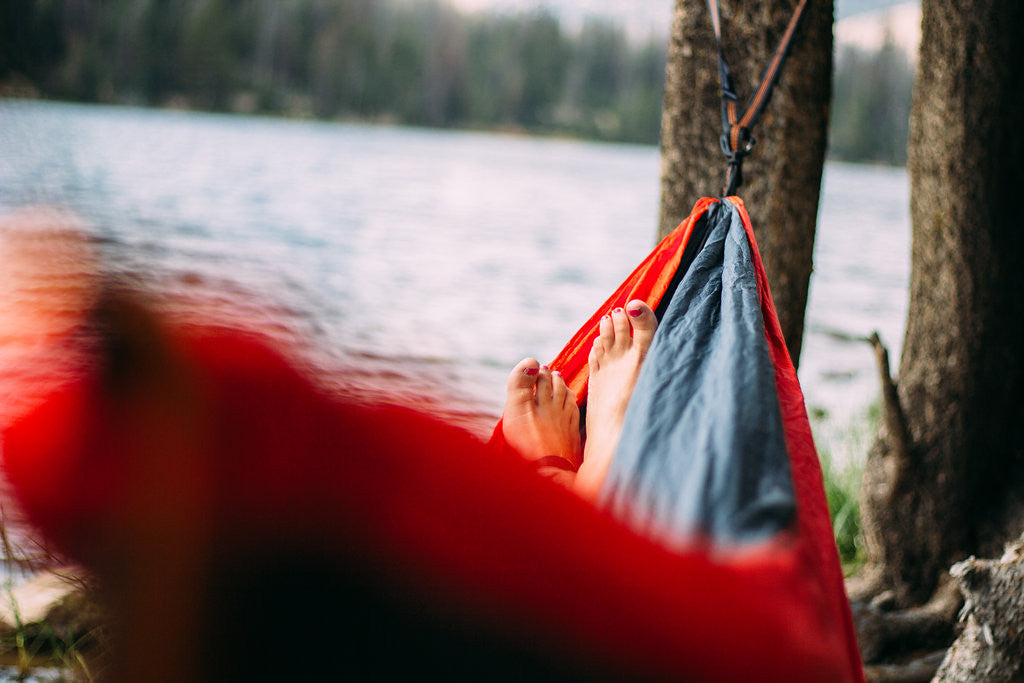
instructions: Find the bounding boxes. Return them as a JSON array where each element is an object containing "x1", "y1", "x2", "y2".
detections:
[
  {"x1": 859, "y1": 0, "x2": 1024, "y2": 608},
  {"x1": 658, "y1": 0, "x2": 832, "y2": 367}
]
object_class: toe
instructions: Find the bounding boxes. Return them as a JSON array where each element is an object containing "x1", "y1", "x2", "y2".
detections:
[
  {"x1": 610, "y1": 308, "x2": 630, "y2": 351},
  {"x1": 563, "y1": 384, "x2": 578, "y2": 415},
  {"x1": 598, "y1": 314, "x2": 615, "y2": 347},
  {"x1": 551, "y1": 370, "x2": 568, "y2": 406},
  {"x1": 588, "y1": 337, "x2": 604, "y2": 372},
  {"x1": 625, "y1": 300, "x2": 657, "y2": 350},
  {"x1": 536, "y1": 365, "x2": 553, "y2": 401},
  {"x1": 507, "y1": 357, "x2": 540, "y2": 403}
]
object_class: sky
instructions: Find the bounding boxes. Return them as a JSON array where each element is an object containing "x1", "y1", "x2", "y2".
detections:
[
  {"x1": 448, "y1": 0, "x2": 918, "y2": 40},
  {"x1": 449, "y1": 0, "x2": 672, "y2": 40}
]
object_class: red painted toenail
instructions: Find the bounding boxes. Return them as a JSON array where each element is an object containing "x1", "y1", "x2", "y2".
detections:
[
  {"x1": 628, "y1": 307, "x2": 643, "y2": 317},
  {"x1": 614, "y1": 307, "x2": 623, "y2": 313},
  {"x1": 541, "y1": 365, "x2": 549, "y2": 370},
  {"x1": 524, "y1": 367, "x2": 539, "y2": 376}
]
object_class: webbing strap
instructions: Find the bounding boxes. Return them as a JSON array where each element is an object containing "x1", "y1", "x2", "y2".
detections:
[{"x1": 705, "y1": 0, "x2": 809, "y2": 196}]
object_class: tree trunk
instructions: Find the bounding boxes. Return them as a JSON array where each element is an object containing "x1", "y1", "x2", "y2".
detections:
[
  {"x1": 858, "y1": 0, "x2": 1024, "y2": 609},
  {"x1": 658, "y1": 0, "x2": 832, "y2": 367}
]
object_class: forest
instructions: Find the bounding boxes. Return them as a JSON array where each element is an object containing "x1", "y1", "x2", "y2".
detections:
[{"x1": 1, "y1": 0, "x2": 913, "y2": 162}]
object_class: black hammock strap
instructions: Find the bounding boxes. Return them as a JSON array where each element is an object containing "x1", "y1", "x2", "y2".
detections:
[{"x1": 706, "y1": 0, "x2": 809, "y2": 196}]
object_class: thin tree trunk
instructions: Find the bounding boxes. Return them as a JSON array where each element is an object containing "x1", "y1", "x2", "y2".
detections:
[
  {"x1": 658, "y1": 0, "x2": 832, "y2": 367},
  {"x1": 859, "y1": 0, "x2": 1024, "y2": 607}
]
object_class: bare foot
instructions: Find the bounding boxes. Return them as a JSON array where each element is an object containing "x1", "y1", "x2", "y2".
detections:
[
  {"x1": 501, "y1": 358, "x2": 582, "y2": 483},
  {"x1": 574, "y1": 300, "x2": 657, "y2": 500}
]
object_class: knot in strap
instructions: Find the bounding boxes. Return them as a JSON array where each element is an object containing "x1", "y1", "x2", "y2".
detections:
[
  {"x1": 720, "y1": 127, "x2": 755, "y2": 196},
  {"x1": 704, "y1": 0, "x2": 807, "y2": 197}
]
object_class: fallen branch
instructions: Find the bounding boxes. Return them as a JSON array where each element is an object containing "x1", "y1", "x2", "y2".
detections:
[{"x1": 866, "y1": 332, "x2": 911, "y2": 482}]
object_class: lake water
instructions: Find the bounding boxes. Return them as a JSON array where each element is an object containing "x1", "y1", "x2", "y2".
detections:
[{"x1": 0, "y1": 99, "x2": 909, "y2": 469}]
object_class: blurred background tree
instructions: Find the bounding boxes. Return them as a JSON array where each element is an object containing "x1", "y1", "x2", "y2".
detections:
[
  {"x1": 1, "y1": 0, "x2": 911, "y2": 159},
  {"x1": 829, "y1": 33, "x2": 914, "y2": 165}
]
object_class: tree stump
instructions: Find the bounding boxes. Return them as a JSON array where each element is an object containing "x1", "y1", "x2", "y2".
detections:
[{"x1": 933, "y1": 535, "x2": 1024, "y2": 681}]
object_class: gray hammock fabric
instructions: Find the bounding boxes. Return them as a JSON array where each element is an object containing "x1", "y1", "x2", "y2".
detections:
[{"x1": 602, "y1": 201, "x2": 796, "y2": 546}]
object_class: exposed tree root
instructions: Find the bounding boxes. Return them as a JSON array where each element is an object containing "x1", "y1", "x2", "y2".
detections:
[
  {"x1": 849, "y1": 575, "x2": 961, "y2": 664},
  {"x1": 864, "y1": 649, "x2": 947, "y2": 682},
  {"x1": 850, "y1": 533, "x2": 1024, "y2": 680}
]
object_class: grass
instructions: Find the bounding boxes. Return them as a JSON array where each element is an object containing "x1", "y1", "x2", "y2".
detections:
[
  {"x1": 821, "y1": 455, "x2": 866, "y2": 574},
  {"x1": 810, "y1": 400, "x2": 879, "y2": 576},
  {"x1": 0, "y1": 507, "x2": 102, "y2": 682},
  {"x1": 0, "y1": 599, "x2": 102, "y2": 682},
  {"x1": 0, "y1": 579, "x2": 102, "y2": 683}
]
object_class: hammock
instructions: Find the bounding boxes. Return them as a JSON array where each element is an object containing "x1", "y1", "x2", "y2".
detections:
[
  {"x1": 490, "y1": 196, "x2": 864, "y2": 680},
  {"x1": 2, "y1": 2, "x2": 863, "y2": 678}
]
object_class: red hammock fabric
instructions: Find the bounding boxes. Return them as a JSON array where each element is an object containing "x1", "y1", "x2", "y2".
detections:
[{"x1": 0, "y1": 198, "x2": 863, "y2": 680}]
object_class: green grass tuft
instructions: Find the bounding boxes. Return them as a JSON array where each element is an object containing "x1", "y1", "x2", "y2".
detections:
[{"x1": 820, "y1": 455, "x2": 866, "y2": 574}]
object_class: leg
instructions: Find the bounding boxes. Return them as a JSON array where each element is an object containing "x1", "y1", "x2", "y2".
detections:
[{"x1": 574, "y1": 300, "x2": 657, "y2": 500}]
